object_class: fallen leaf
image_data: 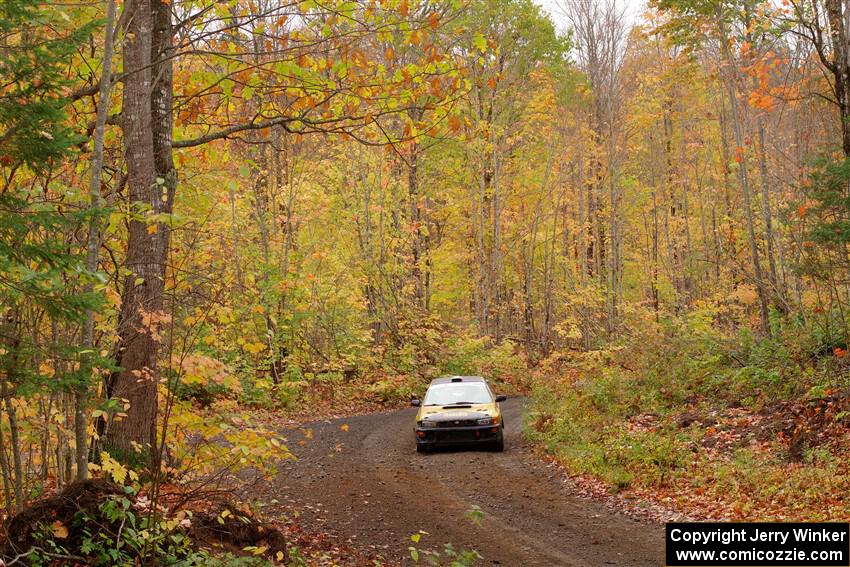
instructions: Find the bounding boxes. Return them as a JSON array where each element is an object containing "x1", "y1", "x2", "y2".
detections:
[{"x1": 51, "y1": 521, "x2": 68, "y2": 539}]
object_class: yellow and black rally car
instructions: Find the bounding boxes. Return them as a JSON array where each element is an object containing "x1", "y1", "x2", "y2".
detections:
[{"x1": 411, "y1": 376, "x2": 506, "y2": 453}]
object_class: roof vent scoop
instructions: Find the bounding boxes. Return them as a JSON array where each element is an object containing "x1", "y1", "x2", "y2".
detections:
[{"x1": 451, "y1": 377, "x2": 463, "y2": 382}]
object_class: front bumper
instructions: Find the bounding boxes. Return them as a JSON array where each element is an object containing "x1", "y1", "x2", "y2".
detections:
[{"x1": 415, "y1": 424, "x2": 502, "y2": 446}]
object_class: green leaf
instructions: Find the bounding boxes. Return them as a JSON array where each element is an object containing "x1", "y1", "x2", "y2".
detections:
[{"x1": 473, "y1": 32, "x2": 487, "y2": 52}]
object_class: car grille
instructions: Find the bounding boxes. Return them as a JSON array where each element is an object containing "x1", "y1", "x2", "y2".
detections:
[
  {"x1": 437, "y1": 419, "x2": 477, "y2": 427},
  {"x1": 435, "y1": 429, "x2": 492, "y2": 443}
]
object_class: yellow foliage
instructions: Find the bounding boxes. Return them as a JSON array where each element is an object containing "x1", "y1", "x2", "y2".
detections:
[
  {"x1": 244, "y1": 341, "x2": 267, "y2": 355},
  {"x1": 164, "y1": 400, "x2": 293, "y2": 481},
  {"x1": 174, "y1": 353, "x2": 241, "y2": 393},
  {"x1": 732, "y1": 284, "x2": 759, "y2": 306},
  {"x1": 89, "y1": 451, "x2": 139, "y2": 485}
]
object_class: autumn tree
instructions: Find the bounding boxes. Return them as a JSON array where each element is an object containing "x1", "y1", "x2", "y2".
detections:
[
  {"x1": 102, "y1": 0, "x2": 470, "y2": 456},
  {"x1": 459, "y1": 0, "x2": 568, "y2": 341},
  {"x1": 0, "y1": 0, "x2": 100, "y2": 505}
]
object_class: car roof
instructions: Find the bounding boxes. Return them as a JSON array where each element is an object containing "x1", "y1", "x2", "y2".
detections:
[{"x1": 429, "y1": 375, "x2": 486, "y2": 385}]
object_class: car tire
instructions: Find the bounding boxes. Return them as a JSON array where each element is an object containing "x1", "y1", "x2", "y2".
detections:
[
  {"x1": 491, "y1": 435, "x2": 504, "y2": 452},
  {"x1": 416, "y1": 444, "x2": 429, "y2": 454}
]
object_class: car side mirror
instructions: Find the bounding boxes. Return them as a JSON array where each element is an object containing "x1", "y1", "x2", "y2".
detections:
[
  {"x1": 410, "y1": 398, "x2": 421, "y2": 407},
  {"x1": 495, "y1": 395, "x2": 507, "y2": 402}
]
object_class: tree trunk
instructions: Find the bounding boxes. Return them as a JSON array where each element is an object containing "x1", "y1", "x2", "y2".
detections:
[
  {"x1": 0, "y1": 412, "x2": 13, "y2": 516},
  {"x1": 78, "y1": 0, "x2": 117, "y2": 481},
  {"x1": 824, "y1": 0, "x2": 850, "y2": 156},
  {"x1": 718, "y1": 19, "x2": 772, "y2": 335},
  {"x1": 1, "y1": 379, "x2": 23, "y2": 512},
  {"x1": 651, "y1": 186, "x2": 660, "y2": 321},
  {"x1": 757, "y1": 120, "x2": 782, "y2": 309},
  {"x1": 408, "y1": 143, "x2": 425, "y2": 309},
  {"x1": 490, "y1": 128, "x2": 502, "y2": 339},
  {"x1": 108, "y1": 0, "x2": 175, "y2": 460}
]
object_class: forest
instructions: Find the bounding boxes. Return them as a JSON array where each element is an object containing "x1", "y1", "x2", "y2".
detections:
[{"x1": 2, "y1": 0, "x2": 850, "y2": 562}]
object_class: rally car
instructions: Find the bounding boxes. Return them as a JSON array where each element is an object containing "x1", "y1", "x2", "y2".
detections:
[{"x1": 411, "y1": 376, "x2": 506, "y2": 453}]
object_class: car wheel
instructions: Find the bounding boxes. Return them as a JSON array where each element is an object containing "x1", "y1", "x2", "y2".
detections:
[
  {"x1": 491, "y1": 435, "x2": 504, "y2": 452},
  {"x1": 416, "y1": 444, "x2": 429, "y2": 454}
]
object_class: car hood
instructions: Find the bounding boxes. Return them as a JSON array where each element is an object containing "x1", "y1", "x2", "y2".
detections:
[{"x1": 416, "y1": 402, "x2": 499, "y2": 422}]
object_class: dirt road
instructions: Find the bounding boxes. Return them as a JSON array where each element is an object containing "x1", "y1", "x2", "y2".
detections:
[{"x1": 269, "y1": 398, "x2": 663, "y2": 566}]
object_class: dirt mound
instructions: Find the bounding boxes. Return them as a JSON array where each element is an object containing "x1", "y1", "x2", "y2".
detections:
[
  {"x1": 783, "y1": 391, "x2": 850, "y2": 460},
  {"x1": 190, "y1": 504, "x2": 287, "y2": 559},
  {"x1": 691, "y1": 392, "x2": 850, "y2": 460},
  {"x1": 1, "y1": 478, "x2": 124, "y2": 558},
  {"x1": 0, "y1": 479, "x2": 287, "y2": 564}
]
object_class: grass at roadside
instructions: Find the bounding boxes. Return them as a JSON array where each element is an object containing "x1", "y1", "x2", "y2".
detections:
[{"x1": 524, "y1": 314, "x2": 850, "y2": 521}]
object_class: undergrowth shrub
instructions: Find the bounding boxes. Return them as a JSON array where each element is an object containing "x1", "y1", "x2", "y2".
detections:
[
  {"x1": 438, "y1": 333, "x2": 525, "y2": 389},
  {"x1": 527, "y1": 307, "x2": 850, "y2": 517},
  {"x1": 364, "y1": 374, "x2": 419, "y2": 404}
]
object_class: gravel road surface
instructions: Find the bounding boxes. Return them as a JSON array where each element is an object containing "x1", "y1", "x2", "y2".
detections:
[{"x1": 270, "y1": 397, "x2": 663, "y2": 566}]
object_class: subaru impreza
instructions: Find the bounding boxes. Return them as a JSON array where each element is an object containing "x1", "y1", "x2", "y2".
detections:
[{"x1": 411, "y1": 376, "x2": 506, "y2": 453}]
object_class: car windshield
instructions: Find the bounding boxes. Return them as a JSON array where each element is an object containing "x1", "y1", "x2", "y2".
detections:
[{"x1": 423, "y1": 382, "x2": 493, "y2": 406}]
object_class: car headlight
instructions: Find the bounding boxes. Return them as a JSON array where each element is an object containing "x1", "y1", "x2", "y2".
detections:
[
  {"x1": 419, "y1": 420, "x2": 437, "y2": 428},
  {"x1": 477, "y1": 415, "x2": 500, "y2": 425}
]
